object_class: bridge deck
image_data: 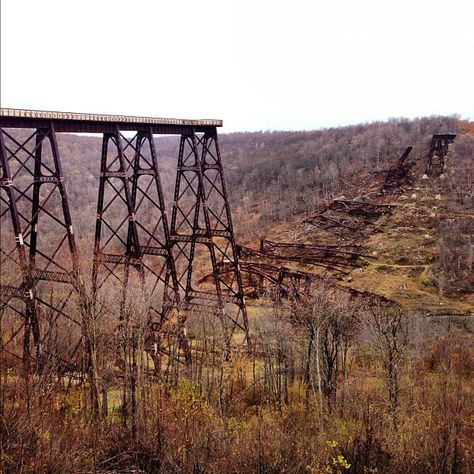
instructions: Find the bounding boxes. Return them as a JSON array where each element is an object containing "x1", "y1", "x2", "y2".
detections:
[{"x1": 0, "y1": 108, "x2": 222, "y2": 134}]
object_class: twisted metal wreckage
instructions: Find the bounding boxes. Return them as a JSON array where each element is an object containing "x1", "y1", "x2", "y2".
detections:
[{"x1": 0, "y1": 108, "x2": 456, "y2": 372}]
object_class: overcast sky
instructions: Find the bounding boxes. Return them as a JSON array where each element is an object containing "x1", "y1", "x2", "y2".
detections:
[{"x1": 1, "y1": 0, "x2": 473, "y2": 132}]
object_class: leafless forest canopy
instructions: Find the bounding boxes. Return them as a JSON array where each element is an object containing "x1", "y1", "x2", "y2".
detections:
[
  {"x1": 48, "y1": 115, "x2": 468, "y2": 236},
  {"x1": 1, "y1": 115, "x2": 473, "y2": 473}
]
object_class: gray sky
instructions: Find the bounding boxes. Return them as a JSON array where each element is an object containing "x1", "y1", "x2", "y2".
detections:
[{"x1": 1, "y1": 0, "x2": 473, "y2": 132}]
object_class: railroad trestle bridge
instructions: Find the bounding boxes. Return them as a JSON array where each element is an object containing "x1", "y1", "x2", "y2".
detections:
[{"x1": 0, "y1": 108, "x2": 249, "y2": 370}]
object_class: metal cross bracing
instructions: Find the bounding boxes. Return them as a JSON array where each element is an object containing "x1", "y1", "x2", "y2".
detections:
[
  {"x1": 426, "y1": 133, "x2": 456, "y2": 176},
  {"x1": 0, "y1": 109, "x2": 249, "y2": 374},
  {"x1": 169, "y1": 130, "x2": 250, "y2": 353},
  {"x1": 91, "y1": 127, "x2": 189, "y2": 361},
  {"x1": 0, "y1": 125, "x2": 83, "y2": 373}
]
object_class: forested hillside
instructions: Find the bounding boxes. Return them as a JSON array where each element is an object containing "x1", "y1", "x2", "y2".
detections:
[
  {"x1": 46, "y1": 114, "x2": 474, "y2": 302},
  {"x1": 57, "y1": 115, "x2": 466, "y2": 241},
  {"x1": 2, "y1": 115, "x2": 473, "y2": 473}
]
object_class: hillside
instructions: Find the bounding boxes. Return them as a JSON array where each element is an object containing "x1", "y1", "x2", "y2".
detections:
[
  {"x1": 19, "y1": 115, "x2": 471, "y2": 312},
  {"x1": 2, "y1": 115, "x2": 473, "y2": 473},
  {"x1": 248, "y1": 134, "x2": 473, "y2": 316},
  {"x1": 53, "y1": 115, "x2": 465, "y2": 238},
  {"x1": 3, "y1": 115, "x2": 472, "y2": 317}
]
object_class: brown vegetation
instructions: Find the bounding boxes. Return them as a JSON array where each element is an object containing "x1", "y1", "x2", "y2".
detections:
[
  {"x1": 1, "y1": 115, "x2": 473, "y2": 473},
  {"x1": 1, "y1": 288, "x2": 473, "y2": 473}
]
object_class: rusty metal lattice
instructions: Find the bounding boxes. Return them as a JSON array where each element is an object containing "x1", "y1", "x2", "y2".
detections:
[
  {"x1": 91, "y1": 127, "x2": 187, "y2": 359},
  {"x1": 1, "y1": 109, "x2": 248, "y2": 372},
  {"x1": 0, "y1": 125, "x2": 82, "y2": 371},
  {"x1": 169, "y1": 130, "x2": 250, "y2": 351}
]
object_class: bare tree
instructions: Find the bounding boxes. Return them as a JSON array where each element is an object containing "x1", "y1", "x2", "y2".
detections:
[
  {"x1": 288, "y1": 287, "x2": 358, "y2": 417},
  {"x1": 362, "y1": 303, "x2": 408, "y2": 430}
]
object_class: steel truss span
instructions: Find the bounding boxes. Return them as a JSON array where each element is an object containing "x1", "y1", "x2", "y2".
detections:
[{"x1": 0, "y1": 109, "x2": 248, "y2": 373}]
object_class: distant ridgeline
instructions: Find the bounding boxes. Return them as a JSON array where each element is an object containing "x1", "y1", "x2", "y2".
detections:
[{"x1": 1, "y1": 114, "x2": 468, "y2": 242}]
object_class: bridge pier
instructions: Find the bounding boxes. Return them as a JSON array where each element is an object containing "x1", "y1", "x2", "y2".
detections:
[
  {"x1": 0, "y1": 124, "x2": 82, "y2": 371},
  {"x1": 91, "y1": 127, "x2": 185, "y2": 361},
  {"x1": 169, "y1": 130, "x2": 250, "y2": 353}
]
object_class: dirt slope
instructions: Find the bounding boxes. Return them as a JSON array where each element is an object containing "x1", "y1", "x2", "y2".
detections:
[{"x1": 252, "y1": 140, "x2": 473, "y2": 316}]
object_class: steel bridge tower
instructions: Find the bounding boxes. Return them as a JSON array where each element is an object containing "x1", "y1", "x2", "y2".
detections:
[{"x1": 426, "y1": 133, "x2": 456, "y2": 176}]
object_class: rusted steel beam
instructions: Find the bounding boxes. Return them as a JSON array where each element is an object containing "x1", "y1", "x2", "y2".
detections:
[
  {"x1": 261, "y1": 239, "x2": 370, "y2": 257},
  {"x1": 197, "y1": 258, "x2": 328, "y2": 302},
  {"x1": 238, "y1": 244, "x2": 351, "y2": 274},
  {"x1": 382, "y1": 146, "x2": 413, "y2": 191}
]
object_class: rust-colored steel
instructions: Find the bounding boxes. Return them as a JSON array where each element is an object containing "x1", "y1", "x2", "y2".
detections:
[
  {"x1": 426, "y1": 134, "x2": 456, "y2": 176},
  {"x1": 199, "y1": 260, "x2": 316, "y2": 301},
  {"x1": 0, "y1": 125, "x2": 82, "y2": 371},
  {"x1": 169, "y1": 130, "x2": 250, "y2": 352},
  {"x1": 1, "y1": 110, "x2": 246, "y2": 371},
  {"x1": 382, "y1": 146, "x2": 413, "y2": 190}
]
